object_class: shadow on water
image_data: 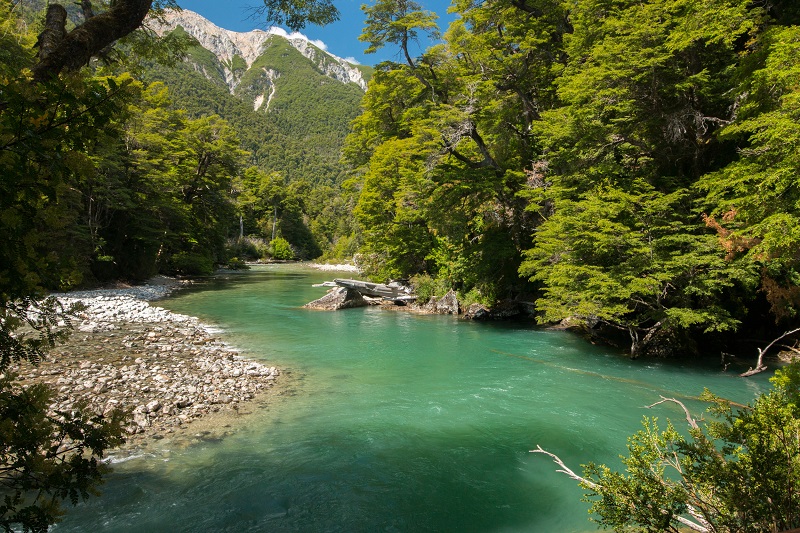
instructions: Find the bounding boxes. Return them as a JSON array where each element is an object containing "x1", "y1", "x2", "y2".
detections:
[
  {"x1": 177, "y1": 268, "x2": 309, "y2": 294},
  {"x1": 55, "y1": 418, "x2": 596, "y2": 533}
]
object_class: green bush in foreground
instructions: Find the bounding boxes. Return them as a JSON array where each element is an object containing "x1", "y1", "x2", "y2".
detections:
[
  {"x1": 535, "y1": 362, "x2": 800, "y2": 532},
  {"x1": 165, "y1": 252, "x2": 215, "y2": 276}
]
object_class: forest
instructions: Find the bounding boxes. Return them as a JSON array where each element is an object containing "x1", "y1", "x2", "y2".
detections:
[
  {"x1": 344, "y1": 0, "x2": 800, "y2": 359},
  {"x1": 3, "y1": 0, "x2": 799, "y2": 361}
]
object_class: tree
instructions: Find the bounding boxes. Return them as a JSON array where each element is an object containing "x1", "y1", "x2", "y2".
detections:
[
  {"x1": 31, "y1": 0, "x2": 179, "y2": 81},
  {"x1": 698, "y1": 25, "x2": 800, "y2": 325},
  {"x1": 0, "y1": 6, "x2": 130, "y2": 528},
  {"x1": 360, "y1": 0, "x2": 439, "y2": 69},
  {"x1": 519, "y1": 184, "x2": 756, "y2": 357},
  {"x1": 347, "y1": 0, "x2": 562, "y2": 295},
  {"x1": 533, "y1": 362, "x2": 800, "y2": 532},
  {"x1": 517, "y1": 0, "x2": 764, "y2": 355}
]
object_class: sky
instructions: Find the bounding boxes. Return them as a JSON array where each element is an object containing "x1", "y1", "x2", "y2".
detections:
[{"x1": 176, "y1": 0, "x2": 457, "y2": 66}]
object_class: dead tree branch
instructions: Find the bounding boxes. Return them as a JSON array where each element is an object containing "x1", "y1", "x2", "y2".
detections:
[
  {"x1": 530, "y1": 444, "x2": 711, "y2": 532},
  {"x1": 741, "y1": 327, "x2": 800, "y2": 377},
  {"x1": 529, "y1": 445, "x2": 598, "y2": 489},
  {"x1": 646, "y1": 396, "x2": 699, "y2": 430}
]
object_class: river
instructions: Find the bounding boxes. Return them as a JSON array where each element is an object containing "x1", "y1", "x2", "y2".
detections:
[{"x1": 54, "y1": 264, "x2": 771, "y2": 532}]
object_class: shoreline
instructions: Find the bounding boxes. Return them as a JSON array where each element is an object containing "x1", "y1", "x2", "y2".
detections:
[
  {"x1": 306, "y1": 262, "x2": 360, "y2": 273},
  {"x1": 13, "y1": 278, "x2": 282, "y2": 454}
]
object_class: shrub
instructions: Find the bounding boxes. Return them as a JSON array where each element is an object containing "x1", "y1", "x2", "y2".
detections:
[
  {"x1": 411, "y1": 274, "x2": 451, "y2": 303},
  {"x1": 225, "y1": 257, "x2": 250, "y2": 270},
  {"x1": 458, "y1": 287, "x2": 488, "y2": 308},
  {"x1": 269, "y1": 237, "x2": 295, "y2": 260},
  {"x1": 226, "y1": 236, "x2": 268, "y2": 260}
]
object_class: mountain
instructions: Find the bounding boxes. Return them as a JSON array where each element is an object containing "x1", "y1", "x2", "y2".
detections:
[
  {"x1": 151, "y1": 10, "x2": 371, "y2": 95},
  {"x1": 145, "y1": 9, "x2": 372, "y2": 186}
]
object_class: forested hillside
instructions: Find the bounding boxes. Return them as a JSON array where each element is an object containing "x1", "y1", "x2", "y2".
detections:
[
  {"x1": 3, "y1": 3, "x2": 371, "y2": 285},
  {"x1": 344, "y1": 0, "x2": 800, "y2": 359},
  {"x1": 143, "y1": 34, "x2": 368, "y2": 257},
  {"x1": 4, "y1": 0, "x2": 799, "y2": 360}
]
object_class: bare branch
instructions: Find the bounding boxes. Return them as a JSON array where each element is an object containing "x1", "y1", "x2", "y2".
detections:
[
  {"x1": 646, "y1": 396, "x2": 699, "y2": 430},
  {"x1": 674, "y1": 513, "x2": 711, "y2": 533},
  {"x1": 529, "y1": 445, "x2": 598, "y2": 489},
  {"x1": 530, "y1": 445, "x2": 711, "y2": 532},
  {"x1": 741, "y1": 327, "x2": 800, "y2": 377}
]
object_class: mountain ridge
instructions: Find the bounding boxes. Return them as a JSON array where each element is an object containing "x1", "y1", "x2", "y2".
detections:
[{"x1": 150, "y1": 10, "x2": 369, "y2": 92}]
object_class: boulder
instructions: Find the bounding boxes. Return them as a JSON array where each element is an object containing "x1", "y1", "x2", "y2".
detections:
[
  {"x1": 422, "y1": 289, "x2": 460, "y2": 315},
  {"x1": 464, "y1": 303, "x2": 490, "y2": 320},
  {"x1": 303, "y1": 287, "x2": 369, "y2": 310},
  {"x1": 487, "y1": 300, "x2": 523, "y2": 319}
]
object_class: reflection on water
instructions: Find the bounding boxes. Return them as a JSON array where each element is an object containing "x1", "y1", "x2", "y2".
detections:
[{"x1": 54, "y1": 265, "x2": 771, "y2": 532}]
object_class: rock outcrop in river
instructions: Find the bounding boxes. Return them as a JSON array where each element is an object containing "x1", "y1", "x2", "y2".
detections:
[{"x1": 303, "y1": 287, "x2": 369, "y2": 310}]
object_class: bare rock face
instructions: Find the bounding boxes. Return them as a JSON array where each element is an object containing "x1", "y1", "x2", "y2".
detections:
[
  {"x1": 422, "y1": 289, "x2": 460, "y2": 315},
  {"x1": 304, "y1": 287, "x2": 368, "y2": 310},
  {"x1": 150, "y1": 9, "x2": 368, "y2": 92}
]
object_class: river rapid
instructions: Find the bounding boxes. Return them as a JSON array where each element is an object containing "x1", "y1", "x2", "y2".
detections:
[{"x1": 54, "y1": 265, "x2": 772, "y2": 532}]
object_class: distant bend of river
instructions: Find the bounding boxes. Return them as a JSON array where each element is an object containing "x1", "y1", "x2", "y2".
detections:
[{"x1": 54, "y1": 264, "x2": 771, "y2": 532}]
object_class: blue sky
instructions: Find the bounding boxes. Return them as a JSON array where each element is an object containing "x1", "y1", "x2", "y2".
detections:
[{"x1": 176, "y1": 0, "x2": 457, "y2": 66}]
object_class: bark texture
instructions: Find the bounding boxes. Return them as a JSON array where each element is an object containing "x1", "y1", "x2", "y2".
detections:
[{"x1": 32, "y1": 0, "x2": 153, "y2": 82}]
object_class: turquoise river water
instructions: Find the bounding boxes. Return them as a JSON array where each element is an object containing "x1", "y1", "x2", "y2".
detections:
[{"x1": 54, "y1": 265, "x2": 772, "y2": 532}]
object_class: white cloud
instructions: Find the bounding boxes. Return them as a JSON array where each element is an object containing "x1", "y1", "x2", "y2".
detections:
[
  {"x1": 343, "y1": 57, "x2": 360, "y2": 65},
  {"x1": 267, "y1": 27, "x2": 329, "y2": 52},
  {"x1": 309, "y1": 39, "x2": 328, "y2": 51},
  {"x1": 267, "y1": 26, "x2": 289, "y2": 38}
]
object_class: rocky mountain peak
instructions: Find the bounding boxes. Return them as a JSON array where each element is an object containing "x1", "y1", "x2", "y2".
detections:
[{"x1": 150, "y1": 10, "x2": 367, "y2": 91}]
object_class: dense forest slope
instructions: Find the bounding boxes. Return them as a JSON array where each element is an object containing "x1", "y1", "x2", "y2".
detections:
[
  {"x1": 138, "y1": 11, "x2": 372, "y2": 259},
  {"x1": 345, "y1": 0, "x2": 800, "y2": 360},
  {"x1": 148, "y1": 10, "x2": 371, "y2": 184},
  {"x1": 2, "y1": 3, "x2": 369, "y2": 288}
]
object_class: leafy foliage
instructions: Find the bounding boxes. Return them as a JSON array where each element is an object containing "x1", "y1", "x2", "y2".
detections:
[
  {"x1": 255, "y1": 0, "x2": 339, "y2": 31},
  {"x1": 347, "y1": 0, "x2": 800, "y2": 356},
  {"x1": 0, "y1": 373, "x2": 126, "y2": 533},
  {"x1": 698, "y1": 26, "x2": 800, "y2": 322},
  {"x1": 269, "y1": 237, "x2": 295, "y2": 260},
  {"x1": 576, "y1": 362, "x2": 800, "y2": 532}
]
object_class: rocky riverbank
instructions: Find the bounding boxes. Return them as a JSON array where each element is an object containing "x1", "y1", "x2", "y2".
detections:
[
  {"x1": 304, "y1": 285, "x2": 536, "y2": 320},
  {"x1": 11, "y1": 280, "x2": 281, "y2": 450},
  {"x1": 307, "y1": 262, "x2": 360, "y2": 273}
]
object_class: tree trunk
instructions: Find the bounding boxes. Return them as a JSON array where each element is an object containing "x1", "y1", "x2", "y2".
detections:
[
  {"x1": 32, "y1": 0, "x2": 154, "y2": 82},
  {"x1": 628, "y1": 321, "x2": 663, "y2": 359},
  {"x1": 629, "y1": 326, "x2": 640, "y2": 359}
]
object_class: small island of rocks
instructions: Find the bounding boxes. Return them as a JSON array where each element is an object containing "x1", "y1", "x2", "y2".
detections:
[{"x1": 10, "y1": 279, "x2": 281, "y2": 450}]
